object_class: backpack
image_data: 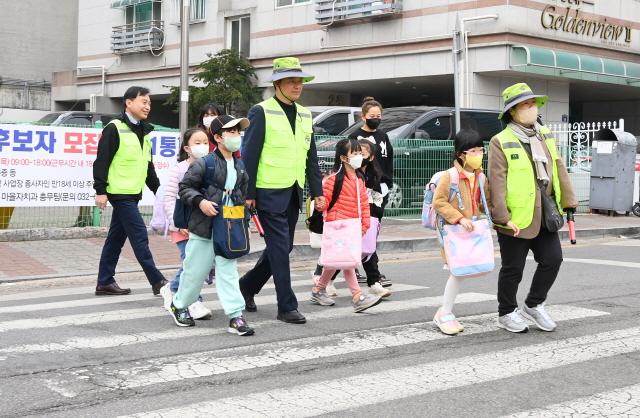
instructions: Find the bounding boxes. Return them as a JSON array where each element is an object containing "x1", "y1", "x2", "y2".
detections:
[
  {"x1": 173, "y1": 154, "x2": 216, "y2": 229},
  {"x1": 421, "y1": 167, "x2": 462, "y2": 230},
  {"x1": 150, "y1": 185, "x2": 169, "y2": 236}
]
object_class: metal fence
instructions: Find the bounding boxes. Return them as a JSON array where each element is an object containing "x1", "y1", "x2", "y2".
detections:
[{"x1": 0, "y1": 121, "x2": 625, "y2": 230}]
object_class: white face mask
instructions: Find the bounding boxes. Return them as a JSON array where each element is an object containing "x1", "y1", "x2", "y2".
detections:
[
  {"x1": 222, "y1": 134, "x2": 242, "y2": 153},
  {"x1": 347, "y1": 155, "x2": 364, "y2": 170},
  {"x1": 514, "y1": 105, "x2": 539, "y2": 126},
  {"x1": 202, "y1": 116, "x2": 215, "y2": 129},
  {"x1": 189, "y1": 144, "x2": 209, "y2": 159}
]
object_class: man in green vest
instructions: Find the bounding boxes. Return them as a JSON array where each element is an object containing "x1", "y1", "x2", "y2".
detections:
[
  {"x1": 239, "y1": 57, "x2": 325, "y2": 324},
  {"x1": 488, "y1": 82, "x2": 577, "y2": 333},
  {"x1": 93, "y1": 86, "x2": 168, "y2": 296}
]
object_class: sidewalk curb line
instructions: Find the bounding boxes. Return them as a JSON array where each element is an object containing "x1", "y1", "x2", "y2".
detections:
[{"x1": 1, "y1": 226, "x2": 638, "y2": 284}]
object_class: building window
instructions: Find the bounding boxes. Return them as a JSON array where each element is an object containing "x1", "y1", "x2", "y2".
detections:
[
  {"x1": 125, "y1": 1, "x2": 162, "y2": 28},
  {"x1": 276, "y1": 0, "x2": 311, "y2": 8},
  {"x1": 171, "y1": 0, "x2": 206, "y2": 24},
  {"x1": 227, "y1": 16, "x2": 250, "y2": 58}
]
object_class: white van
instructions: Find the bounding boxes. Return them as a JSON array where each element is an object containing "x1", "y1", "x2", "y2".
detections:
[{"x1": 309, "y1": 106, "x2": 361, "y2": 136}]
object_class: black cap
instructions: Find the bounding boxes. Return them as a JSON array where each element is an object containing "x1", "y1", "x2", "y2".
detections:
[{"x1": 209, "y1": 115, "x2": 250, "y2": 135}]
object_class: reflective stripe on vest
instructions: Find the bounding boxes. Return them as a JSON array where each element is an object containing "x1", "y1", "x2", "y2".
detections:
[
  {"x1": 255, "y1": 97, "x2": 313, "y2": 189},
  {"x1": 496, "y1": 126, "x2": 562, "y2": 230},
  {"x1": 106, "y1": 120, "x2": 151, "y2": 195}
]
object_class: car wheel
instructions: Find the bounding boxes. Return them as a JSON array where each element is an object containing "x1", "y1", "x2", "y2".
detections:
[{"x1": 387, "y1": 183, "x2": 403, "y2": 208}]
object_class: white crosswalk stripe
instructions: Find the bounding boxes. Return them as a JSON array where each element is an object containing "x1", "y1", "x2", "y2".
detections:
[
  {"x1": 501, "y1": 383, "x2": 640, "y2": 417},
  {"x1": 121, "y1": 325, "x2": 640, "y2": 418}
]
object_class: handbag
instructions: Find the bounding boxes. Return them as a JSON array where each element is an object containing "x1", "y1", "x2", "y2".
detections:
[
  {"x1": 539, "y1": 180, "x2": 564, "y2": 232},
  {"x1": 211, "y1": 194, "x2": 250, "y2": 259},
  {"x1": 320, "y1": 176, "x2": 363, "y2": 269},
  {"x1": 440, "y1": 174, "x2": 495, "y2": 277},
  {"x1": 361, "y1": 216, "x2": 380, "y2": 258}
]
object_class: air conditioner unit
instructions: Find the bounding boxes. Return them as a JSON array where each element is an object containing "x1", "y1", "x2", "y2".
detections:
[{"x1": 315, "y1": 0, "x2": 401, "y2": 25}]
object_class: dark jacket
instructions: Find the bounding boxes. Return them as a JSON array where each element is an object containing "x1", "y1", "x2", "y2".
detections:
[
  {"x1": 178, "y1": 150, "x2": 249, "y2": 239},
  {"x1": 241, "y1": 97, "x2": 323, "y2": 212},
  {"x1": 93, "y1": 112, "x2": 160, "y2": 201},
  {"x1": 362, "y1": 166, "x2": 385, "y2": 219}
]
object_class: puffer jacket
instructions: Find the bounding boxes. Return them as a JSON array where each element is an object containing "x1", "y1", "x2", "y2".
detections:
[
  {"x1": 178, "y1": 150, "x2": 249, "y2": 239},
  {"x1": 163, "y1": 159, "x2": 191, "y2": 232},
  {"x1": 323, "y1": 172, "x2": 370, "y2": 235}
]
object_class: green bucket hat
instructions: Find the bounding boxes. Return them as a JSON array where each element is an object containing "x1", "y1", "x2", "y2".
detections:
[
  {"x1": 268, "y1": 57, "x2": 315, "y2": 83},
  {"x1": 498, "y1": 82, "x2": 548, "y2": 120}
]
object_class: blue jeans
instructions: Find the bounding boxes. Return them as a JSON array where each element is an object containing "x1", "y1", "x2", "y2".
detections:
[{"x1": 97, "y1": 198, "x2": 165, "y2": 286}]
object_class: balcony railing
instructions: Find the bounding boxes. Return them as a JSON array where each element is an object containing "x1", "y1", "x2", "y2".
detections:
[
  {"x1": 111, "y1": 20, "x2": 164, "y2": 54},
  {"x1": 314, "y1": 0, "x2": 400, "y2": 25}
]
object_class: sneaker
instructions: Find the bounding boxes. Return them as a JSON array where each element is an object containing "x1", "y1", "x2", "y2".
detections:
[
  {"x1": 188, "y1": 300, "x2": 212, "y2": 320},
  {"x1": 326, "y1": 282, "x2": 338, "y2": 297},
  {"x1": 352, "y1": 292, "x2": 382, "y2": 313},
  {"x1": 228, "y1": 316, "x2": 255, "y2": 336},
  {"x1": 310, "y1": 288, "x2": 335, "y2": 306},
  {"x1": 379, "y1": 275, "x2": 392, "y2": 288},
  {"x1": 433, "y1": 308, "x2": 460, "y2": 336},
  {"x1": 159, "y1": 283, "x2": 173, "y2": 312},
  {"x1": 356, "y1": 271, "x2": 368, "y2": 284},
  {"x1": 368, "y1": 282, "x2": 391, "y2": 298},
  {"x1": 497, "y1": 308, "x2": 529, "y2": 333},
  {"x1": 170, "y1": 303, "x2": 195, "y2": 327},
  {"x1": 521, "y1": 303, "x2": 557, "y2": 332}
]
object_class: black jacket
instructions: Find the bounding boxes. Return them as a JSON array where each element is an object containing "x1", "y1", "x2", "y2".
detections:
[
  {"x1": 179, "y1": 151, "x2": 249, "y2": 239},
  {"x1": 93, "y1": 112, "x2": 160, "y2": 200},
  {"x1": 348, "y1": 128, "x2": 394, "y2": 190}
]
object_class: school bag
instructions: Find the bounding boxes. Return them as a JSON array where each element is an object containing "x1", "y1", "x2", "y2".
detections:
[
  {"x1": 149, "y1": 185, "x2": 169, "y2": 236},
  {"x1": 421, "y1": 167, "x2": 463, "y2": 229}
]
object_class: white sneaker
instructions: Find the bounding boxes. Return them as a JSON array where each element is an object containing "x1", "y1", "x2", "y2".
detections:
[
  {"x1": 368, "y1": 282, "x2": 391, "y2": 298},
  {"x1": 159, "y1": 283, "x2": 173, "y2": 312},
  {"x1": 497, "y1": 308, "x2": 529, "y2": 333},
  {"x1": 326, "y1": 282, "x2": 338, "y2": 297},
  {"x1": 188, "y1": 300, "x2": 212, "y2": 320},
  {"x1": 521, "y1": 303, "x2": 557, "y2": 332}
]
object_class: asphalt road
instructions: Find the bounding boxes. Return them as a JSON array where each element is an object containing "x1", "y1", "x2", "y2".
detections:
[{"x1": 1, "y1": 235, "x2": 640, "y2": 417}]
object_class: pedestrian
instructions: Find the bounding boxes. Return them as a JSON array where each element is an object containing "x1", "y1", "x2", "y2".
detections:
[
  {"x1": 348, "y1": 97, "x2": 393, "y2": 288},
  {"x1": 310, "y1": 138, "x2": 382, "y2": 312},
  {"x1": 197, "y1": 102, "x2": 223, "y2": 152},
  {"x1": 93, "y1": 86, "x2": 167, "y2": 296},
  {"x1": 239, "y1": 57, "x2": 325, "y2": 324},
  {"x1": 159, "y1": 128, "x2": 213, "y2": 320},
  {"x1": 168, "y1": 115, "x2": 255, "y2": 336},
  {"x1": 432, "y1": 129, "x2": 490, "y2": 335},
  {"x1": 489, "y1": 82, "x2": 577, "y2": 333}
]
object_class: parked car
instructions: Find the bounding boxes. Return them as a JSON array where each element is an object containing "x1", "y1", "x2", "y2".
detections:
[
  {"x1": 335, "y1": 106, "x2": 504, "y2": 209},
  {"x1": 37, "y1": 111, "x2": 119, "y2": 127},
  {"x1": 309, "y1": 106, "x2": 361, "y2": 136}
]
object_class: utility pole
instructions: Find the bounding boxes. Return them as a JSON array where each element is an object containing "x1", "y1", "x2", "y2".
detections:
[
  {"x1": 452, "y1": 14, "x2": 462, "y2": 134},
  {"x1": 179, "y1": 0, "x2": 190, "y2": 137}
]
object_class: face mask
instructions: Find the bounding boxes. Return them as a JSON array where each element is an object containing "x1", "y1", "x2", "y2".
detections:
[
  {"x1": 189, "y1": 144, "x2": 209, "y2": 159},
  {"x1": 202, "y1": 116, "x2": 215, "y2": 128},
  {"x1": 361, "y1": 157, "x2": 371, "y2": 167},
  {"x1": 347, "y1": 155, "x2": 364, "y2": 169},
  {"x1": 222, "y1": 134, "x2": 242, "y2": 153},
  {"x1": 464, "y1": 154, "x2": 483, "y2": 170},
  {"x1": 514, "y1": 105, "x2": 538, "y2": 126},
  {"x1": 365, "y1": 118, "x2": 381, "y2": 130}
]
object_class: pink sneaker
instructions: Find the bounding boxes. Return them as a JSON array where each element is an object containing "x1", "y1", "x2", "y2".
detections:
[{"x1": 433, "y1": 308, "x2": 461, "y2": 336}]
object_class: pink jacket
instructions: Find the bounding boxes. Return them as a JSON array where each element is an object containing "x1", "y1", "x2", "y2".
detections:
[{"x1": 163, "y1": 159, "x2": 191, "y2": 232}]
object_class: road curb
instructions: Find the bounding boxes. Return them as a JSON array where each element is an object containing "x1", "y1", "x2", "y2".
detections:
[{"x1": 1, "y1": 225, "x2": 637, "y2": 284}]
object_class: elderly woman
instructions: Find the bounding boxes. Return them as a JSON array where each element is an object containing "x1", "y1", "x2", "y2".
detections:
[{"x1": 488, "y1": 83, "x2": 577, "y2": 334}]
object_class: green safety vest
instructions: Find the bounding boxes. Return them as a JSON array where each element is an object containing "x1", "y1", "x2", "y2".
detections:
[
  {"x1": 496, "y1": 126, "x2": 563, "y2": 230},
  {"x1": 106, "y1": 119, "x2": 151, "y2": 195},
  {"x1": 256, "y1": 97, "x2": 313, "y2": 189}
]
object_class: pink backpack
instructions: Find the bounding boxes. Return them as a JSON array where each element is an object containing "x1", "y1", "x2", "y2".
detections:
[{"x1": 421, "y1": 167, "x2": 461, "y2": 229}]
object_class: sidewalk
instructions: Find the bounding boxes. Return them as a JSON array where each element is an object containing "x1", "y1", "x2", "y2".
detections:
[{"x1": 1, "y1": 214, "x2": 639, "y2": 283}]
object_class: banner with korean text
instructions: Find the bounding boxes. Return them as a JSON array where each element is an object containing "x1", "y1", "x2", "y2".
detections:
[{"x1": 0, "y1": 124, "x2": 180, "y2": 206}]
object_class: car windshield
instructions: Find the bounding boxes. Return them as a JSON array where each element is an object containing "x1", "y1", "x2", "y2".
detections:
[
  {"x1": 311, "y1": 111, "x2": 322, "y2": 119},
  {"x1": 340, "y1": 108, "x2": 427, "y2": 136},
  {"x1": 37, "y1": 113, "x2": 62, "y2": 124}
]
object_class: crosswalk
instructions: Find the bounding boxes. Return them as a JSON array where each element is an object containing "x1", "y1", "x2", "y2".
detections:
[{"x1": 0, "y1": 272, "x2": 638, "y2": 418}]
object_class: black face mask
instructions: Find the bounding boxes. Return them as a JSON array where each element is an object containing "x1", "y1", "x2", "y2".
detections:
[
  {"x1": 361, "y1": 158, "x2": 371, "y2": 167},
  {"x1": 365, "y1": 118, "x2": 381, "y2": 130}
]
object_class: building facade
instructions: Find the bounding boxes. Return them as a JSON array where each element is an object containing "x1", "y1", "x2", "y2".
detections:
[{"x1": 53, "y1": 0, "x2": 640, "y2": 133}]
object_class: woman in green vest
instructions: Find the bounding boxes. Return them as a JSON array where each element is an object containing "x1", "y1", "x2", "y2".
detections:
[{"x1": 488, "y1": 83, "x2": 577, "y2": 334}]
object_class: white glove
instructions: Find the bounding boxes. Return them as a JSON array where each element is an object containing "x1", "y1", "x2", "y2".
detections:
[{"x1": 380, "y1": 183, "x2": 389, "y2": 197}]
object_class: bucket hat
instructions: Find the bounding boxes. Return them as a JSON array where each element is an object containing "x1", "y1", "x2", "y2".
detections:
[
  {"x1": 499, "y1": 83, "x2": 548, "y2": 120},
  {"x1": 267, "y1": 57, "x2": 315, "y2": 83}
]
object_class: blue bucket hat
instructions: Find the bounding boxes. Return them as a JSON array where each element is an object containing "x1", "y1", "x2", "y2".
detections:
[{"x1": 268, "y1": 57, "x2": 315, "y2": 83}]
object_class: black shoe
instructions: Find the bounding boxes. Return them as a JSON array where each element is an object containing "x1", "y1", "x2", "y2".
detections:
[
  {"x1": 277, "y1": 310, "x2": 306, "y2": 324},
  {"x1": 240, "y1": 283, "x2": 257, "y2": 312},
  {"x1": 152, "y1": 279, "x2": 169, "y2": 296},
  {"x1": 95, "y1": 282, "x2": 131, "y2": 296},
  {"x1": 379, "y1": 275, "x2": 392, "y2": 288},
  {"x1": 356, "y1": 271, "x2": 368, "y2": 285},
  {"x1": 170, "y1": 303, "x2": 195, "y2": 327}
]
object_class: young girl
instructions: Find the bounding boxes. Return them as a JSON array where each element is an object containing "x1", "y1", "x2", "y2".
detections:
[
  {"x1": 310, "y1": 138, "x2": 382, "y2": 313},
  {"x1": 358, "y1": 139, "x2": 391, "y2": 298},
  {"x1": 197, "y1": 102, "x2": 223, "y2": 152},
  {"x1": 348, "y1": 97, "x2": 393, "y2": 288},
  {"x1": 160, "y1": 128, "x2": 212, "y2": 321},
  {"x1": 432, "y1": 129, "x2": 490, "y2": 335},
  {"x1": 168, "y1": 115, "x2": 255, "y2": 336}
]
